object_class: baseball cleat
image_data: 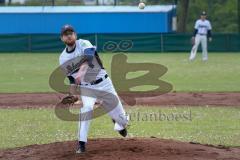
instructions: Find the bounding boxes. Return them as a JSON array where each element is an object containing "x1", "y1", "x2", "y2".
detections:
[
  {"x1": 76, "y1": 148, "x2": 85, "y2": 154},
  {"x1": 76, "y1": 141, "x2": 86, "y2": 154},
  {"x1": 112, "y1": 119, "x2": 128, "y2": 137},
  {"x1": 119, "y1": 128, "x2": 128, "y2": 137}
]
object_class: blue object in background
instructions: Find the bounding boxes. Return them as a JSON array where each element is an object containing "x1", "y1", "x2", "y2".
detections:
[{"x1": 0, "y1": 6, "x2": 176, "y2": 34}]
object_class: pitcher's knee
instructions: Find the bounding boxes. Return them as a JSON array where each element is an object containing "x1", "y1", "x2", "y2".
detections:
[{"x1": 80, "y1": 105, "x2": 93, "y2": 121}]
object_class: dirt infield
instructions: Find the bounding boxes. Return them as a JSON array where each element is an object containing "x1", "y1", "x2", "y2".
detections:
[
  {"x1": 0, "y1": 92, "x2": 240, "y2": 108},
  {"x1": 1, "y1": 93, "x2": 240, "y2": 160},
  {"x1": 0, "y1": 138, "x2": 239, "y2": 160}
]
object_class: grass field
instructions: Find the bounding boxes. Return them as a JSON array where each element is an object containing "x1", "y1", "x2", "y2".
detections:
[
  {"x1": 0, "y1": 53, "x2": 240, "y2": 93},
  {"x1": 0, "y1": 52, "x2": 239, "y2": 150},
  {"x1": 0, "y1": 106, "x2": 240, "y2": 149}
]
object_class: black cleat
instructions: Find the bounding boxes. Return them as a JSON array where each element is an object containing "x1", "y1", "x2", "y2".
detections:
[
  {"x1": 76, "y1": 141, "x2": 86, "y2": 154},
  {"x1": 112, "y1": 119, "x2": 128, "y2": 137},
  {"x1": 119, "y1": 128, "x2": 128, "y2": 137}
]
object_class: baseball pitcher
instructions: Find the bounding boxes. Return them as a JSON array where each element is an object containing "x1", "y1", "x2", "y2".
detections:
[
  {"x1": 189, "y1": 11, "x2": 212, "y2": 61},
  {"x1": 58, "y1": 25, "x2": 129, "y2": 154}
]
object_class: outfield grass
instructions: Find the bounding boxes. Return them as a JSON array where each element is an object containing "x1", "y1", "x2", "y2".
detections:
[
  {"x1": 0, "y1": 53, "x2": 240, "y2": 93},
  {"x1": 0, "y1": 106, "x2": 239, "y2": 149}
]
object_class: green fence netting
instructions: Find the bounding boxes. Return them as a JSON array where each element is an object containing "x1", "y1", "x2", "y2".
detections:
[
  {"x1": 0, "y1": 33, "x2": 239, "y2": 53},
  {"x1": 0, "y1": 35, "x2": 29, "y2": 52}
]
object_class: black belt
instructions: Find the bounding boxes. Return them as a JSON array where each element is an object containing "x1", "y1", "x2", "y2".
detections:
[
  {"x1": 198, "y1": 33, "x2": 206, "y2": 36},
  {"x1": 80, "y1": 74, "x2": 108, "y2": 86}
]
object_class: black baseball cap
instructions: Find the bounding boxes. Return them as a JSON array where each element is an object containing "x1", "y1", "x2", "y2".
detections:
[
  {"x1": 201, "y1": 11, "x2": 207, "y2": 16},
  {"x1": 61, "y1": 24, "x2": 75, "y2": 36}
]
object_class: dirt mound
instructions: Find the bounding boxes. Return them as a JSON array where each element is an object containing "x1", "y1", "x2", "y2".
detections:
[
  {"x1": 1, "y1": 92, "x2": 240, "y2": 108},
  {"x1": 0, "y1": 138, "x2": 239, "y2": 160}
]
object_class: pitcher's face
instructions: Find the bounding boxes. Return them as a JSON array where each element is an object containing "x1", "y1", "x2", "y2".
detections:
[{"x1": 61, "y1": 31, "x2": 77, "y2": 46}]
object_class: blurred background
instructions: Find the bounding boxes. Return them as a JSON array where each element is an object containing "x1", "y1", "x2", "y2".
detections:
[{"x1": 0, "y1": 0, "x2": 239, "y2": 52}]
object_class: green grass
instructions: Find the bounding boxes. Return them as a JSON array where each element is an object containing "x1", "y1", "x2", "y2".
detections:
[
  {"x1": 0, "y1": 53, "x2": 240, "y2": 93},
  {"x1": 0, "y1": 106, "x2": 239, "y2": 149}
]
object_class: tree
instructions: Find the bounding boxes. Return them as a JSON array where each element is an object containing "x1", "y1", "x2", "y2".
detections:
[
  {"x1": 186, "y1": 0, "x2": 238, "y2": 33},
  {"x1": 177, "y1": 0, "x2": 189, "y2": 32},
  {"x1": 238, "y1": 0, "x2": 240, "y2": 32}
]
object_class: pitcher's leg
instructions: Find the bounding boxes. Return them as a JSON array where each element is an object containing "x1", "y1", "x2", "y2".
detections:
[
  {"x1": 106, "y1": 97, "x2": 129, "y2": 131},
  {"x1": 189, "y1": 35, "x2": 201, "y2": 61},
  {"x1": 101, "y1": 78, "x2": 129, "y2": 130},
  {"x1": 78, "y1": 95, "x2": 96, "y2": 142}
]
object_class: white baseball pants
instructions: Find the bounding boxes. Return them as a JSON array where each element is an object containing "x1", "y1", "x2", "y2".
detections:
[
  {"x1": 189, "y1": 34, "x2": 208, "y2": 61},
  {"x1": 78, "y1": 77, "x2": 128, "y2": 142}
]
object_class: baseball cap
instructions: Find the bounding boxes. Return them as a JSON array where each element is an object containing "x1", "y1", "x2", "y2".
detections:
[
  {"x1": 201, "y1": 11, "x2": 207, "y2": 16},
  {"x1": 61, "y1": 24, "x2": 75, "y2": 36}
]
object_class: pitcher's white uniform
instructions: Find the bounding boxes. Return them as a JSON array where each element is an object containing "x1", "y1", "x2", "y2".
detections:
[
  {"x1": 59, "y1": 39, "x2": 129, "y2": 142},
  {"x1": 189, "y1": 19, "x2": 212, "y2": 61}
]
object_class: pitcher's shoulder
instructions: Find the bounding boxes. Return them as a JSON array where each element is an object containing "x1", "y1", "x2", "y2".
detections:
[{"x1": 77, "y1": 39, "x2": 93, "y2": 48}]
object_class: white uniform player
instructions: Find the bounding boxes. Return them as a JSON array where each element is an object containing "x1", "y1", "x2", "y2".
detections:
[
  {"x1": 189, "y1": 11, "x2": 212, "y2": 61},
  {"x1": 59, "y1": 24, "x2": 129, "y2": 154}
]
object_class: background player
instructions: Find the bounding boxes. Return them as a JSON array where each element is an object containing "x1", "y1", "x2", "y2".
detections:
[
  {"x1": 59, "y1": 24, "x2": 129, "y2": 154},
  {"x1": 189, "y1": 11, "x2": 212, "y2": 61}
]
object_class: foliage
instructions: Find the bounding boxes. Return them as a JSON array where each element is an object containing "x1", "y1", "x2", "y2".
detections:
[{"x1": 187, "y1": 0, "x2": 238, "y2": 33}]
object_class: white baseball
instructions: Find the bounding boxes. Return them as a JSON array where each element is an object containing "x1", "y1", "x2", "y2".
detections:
[{"x1": 138, "y1": 2, "x2": 145, "y2": 9}]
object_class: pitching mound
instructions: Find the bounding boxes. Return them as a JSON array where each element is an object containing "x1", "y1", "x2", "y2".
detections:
[{"x1": 0, "y1": 138, "x2": 239, "y2": 160}]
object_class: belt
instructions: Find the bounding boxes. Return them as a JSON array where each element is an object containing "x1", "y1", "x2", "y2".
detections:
[
  {"x1": 80, "y1": 74, "x2": 108, "y2": 86},
  {"x1": 198, "y1": 33, "x2": 206, "y2": 36}
]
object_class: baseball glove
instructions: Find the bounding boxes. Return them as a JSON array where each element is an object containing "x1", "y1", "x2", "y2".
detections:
[
  {"x1": 60, "y1": 95, "x2": 79, "y2": 105},
  {"x1": 191, "y1": 37, "x2": 195, "y2": 45}
]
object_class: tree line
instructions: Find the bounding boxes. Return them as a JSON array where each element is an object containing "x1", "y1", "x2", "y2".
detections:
[{"x1": 177, "y1": 0, "x2": 239, "y2": 33}]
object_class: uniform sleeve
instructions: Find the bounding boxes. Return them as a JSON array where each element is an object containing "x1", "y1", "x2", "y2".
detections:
[
  {"x1": 80, "y1": 40, "x2": 94, "y2": 50},
  {"x1": 208, "y1": 21, "x2": 212, "y2": 30},
  {"x1": 193, "y1": 29, "x2": 198, "y2": 37},
  {"x1": 80, "y1": 40, "x2": 96, "y2": 68},
  {"x1": 194, "y1": 20, "x2": 199, "y2": 29},
  {"x1": 193, "y1": 20, "x2": 199, "y2": 37},
  {"x1": 82, "y1": 40, "x2": 95, "y2": 56}
]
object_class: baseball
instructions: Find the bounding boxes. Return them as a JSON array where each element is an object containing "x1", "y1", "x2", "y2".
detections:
[{"x1": 138, "y1": 2, "x2": 145, "y2": 9}]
